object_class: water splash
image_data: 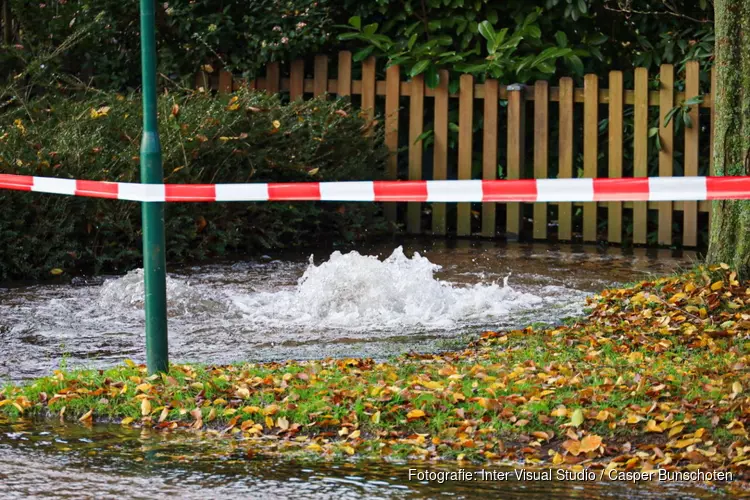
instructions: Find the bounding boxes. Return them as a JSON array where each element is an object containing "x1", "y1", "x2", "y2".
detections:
[
  {"x1": 231, "y1": 247, "x2": 547, "y2": 332},
  {"x1": 97, "y1": 269, "x2": 228, "y2": 317}
]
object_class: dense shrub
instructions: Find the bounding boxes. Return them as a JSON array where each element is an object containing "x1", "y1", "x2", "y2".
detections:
[
  {"x1": 2, "y1": 0, "x2": 339, "y2": 89},
  {"x1": 0, "y1": 89, "x2": 390, "y2": 280}
]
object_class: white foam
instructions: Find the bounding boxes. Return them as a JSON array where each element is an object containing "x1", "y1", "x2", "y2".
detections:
[{"x1": 230, "y1": 247, "x2": 546, "y2": 332}]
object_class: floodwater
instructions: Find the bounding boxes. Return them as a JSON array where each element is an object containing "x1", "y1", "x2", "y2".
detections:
[
  {"x1": 0, "y1": 240, "x2": 699, "y2": 383},
  {"x1": 0, "y1": 418, "x2": 724, "y2": 499},
  {"x1": 2, "y1": 240, "x2": 721, "y2": 499}
]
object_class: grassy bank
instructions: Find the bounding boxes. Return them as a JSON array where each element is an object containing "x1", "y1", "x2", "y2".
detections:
[{"x1": 2, "y1": 265, "x2": 750, "y2": 486}]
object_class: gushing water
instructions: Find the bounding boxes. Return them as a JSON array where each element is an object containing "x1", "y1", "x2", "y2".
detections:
[{"x1": 231, "y1": 247, "x2": 547, "y2": 331}]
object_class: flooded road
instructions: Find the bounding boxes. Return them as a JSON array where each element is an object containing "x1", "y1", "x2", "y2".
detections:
[
  {"x1": 0, "y1": 240, "x2": 721, "y2": 498},
  {"x1": 0, "y1": 240, "x2": 698, "y2": 382},
  {"x1": 0, "y1": 418, "x2": 722, "y2": 499}
]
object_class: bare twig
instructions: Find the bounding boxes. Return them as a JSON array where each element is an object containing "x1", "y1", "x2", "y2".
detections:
[{"x1": 602, "y1": 0, "x2": 713, "y2": 24}]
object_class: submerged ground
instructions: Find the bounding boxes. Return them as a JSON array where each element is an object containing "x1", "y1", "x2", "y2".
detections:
[{"x1": 2, "y1": 264, "x2": 749, "y2": 495}]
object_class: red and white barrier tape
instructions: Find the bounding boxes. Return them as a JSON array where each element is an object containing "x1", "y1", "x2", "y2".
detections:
[{"x1": 1, "y1": 173, "x2": 750, "y2": 202}]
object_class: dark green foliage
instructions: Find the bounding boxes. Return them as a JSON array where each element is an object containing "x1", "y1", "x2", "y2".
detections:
[
  {"x1": 2, "y1": 0, "x2": 338, "y2": 89},
  {"x1": 0, "y1": 90, "x2": 390, "y2": 280}
]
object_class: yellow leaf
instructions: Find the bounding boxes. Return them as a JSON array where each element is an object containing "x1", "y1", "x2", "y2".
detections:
[
  {"x1": 711, "y1": 281, "x2": 724, "y2": 291},
  {"x1": 121, "y1": 417, "x2": 134, "y2": 426},
  {"x1": 158, "y1": 407, "x2": 169, "y2": 423},
  {"x1": 733, "y1": 381, "x2": 743, "y2": 394},
  {"x1": 349, "y1": 430, "x2": 360, "y2": 439},
  {"x1": 136, "y1": 383, "x2": 152, "y2": 393},
  {"x1": 579, "y1": 434, "x2": 603, "y2": 453},
  {"x1": 673, "y1": 438, "x2": 701, "y2": 449},
  {"x1": 371, "y1": 411, "x2": 381, "y2": 424},
  {"x1": 265, "y1": 415, "x2": 274, "y2": 428},
  {"x1": 570, "y1": 408, "x2": 584, "y2": 427},
  {"x1": 124, "y1": 359, "x2": 136, "y2": 368},
  {"x1": 50, "y1": 268, "x2": 64, "y2": 276},
  {"x1": 207, "y1": 407, "x2": 216, "y2": 422},
  {"x1": 720, "y1": 263, "x2": 730, "y2": 270},
  {"x1": 201, "y1": 64, "x2": 214, "y2": 73},
  {"x1": 308, "y1": 168, "x2": 320, "y2": 176},
  {"x1": 645, "y1": 420, "x2": 663, "y2": 433},
  {"x1": 668, "y1": 425, "x2": 684, "y2": 438},
  {"x1": 272, "y1": 120, "x2": 281, "y2": 129},
  {"x1": 79, "y1": 409, "x2": 93, "y2": 423},
  {"x1": 277, "y1": 416, "x2": 290, "y2": 431},
  {"x1": 407, "y1": 409, "x2": 426, "y2": 419},
  {"x1": 341, "y1": 445, "x2": 355, "y2": 455},
  {"x1": 263, "y1": 404, "x2": 280, "y2": 416},
  {"x1": 562, "y1": 439, "x2": 581, "y2": 456},
  {"x1": 141, "y1": 399, "x2": 151, "y2": 417},
  {"x1": 551, "y1": 407, "x2": 568, "y2": 418},
  {"x1": 626, "y1": 414, "x2": 644, "y2": 424},
  {"x1": 552, "y1": 452, "x2": 564, "y2": 465}
]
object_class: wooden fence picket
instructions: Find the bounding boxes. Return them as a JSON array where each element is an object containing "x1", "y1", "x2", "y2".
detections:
[
  {"x1": 658, "y1": 64, "x2": 674, "y2": 245},
  {"x1": 432, "y1": 70, "x2": 450, "y2": 235},
  {"x1": 313, "y1": 55, "x2": 328, "y2": 97},
  {"x1": 583, "y1": 75, "x2": 598, "y2": 242},
  {"x1": 384, "y1": 64, "x2": 401, "y2": 223},
  {"x1": 684, "y1": 61, "x2": 700, "y2": 247},
  {"x1": 506, "y1": 86, "x2": 526, "y2": 239},
  {"x1": 290, "y1": 60, "x2": 304, "y2": 100},
  {"x1": 482, "y1": 79, "x2": 499, "y2": 237},
  {"x1": 558, "y1": 77, "x2": 574, "y2": 241},
  {"x1": 633, "y1": 67, "x2": 649, "y2": 245},
  {"x1": 533, "y1": 81, "x2": 549, "y2": 240},
  {"x1": 457, "y1": 74, "x2": 474, "y2": 236},
  {"x1": 407, "y1": 74, "x2": 425, "y2": 234},
  {"x1": 265, "y1": 62, "x2": 280, "y2": 94},
  {"x1": 608, "y1": 71, "x2": 624, "y2": 243},
  {"x1": 337, "y1": 51, "x2": 352, "y2": 97}
]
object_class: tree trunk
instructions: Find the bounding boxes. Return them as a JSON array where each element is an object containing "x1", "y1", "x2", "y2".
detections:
[{"x1": 706, "y1": 0, "x2": 750, "y2": 271}]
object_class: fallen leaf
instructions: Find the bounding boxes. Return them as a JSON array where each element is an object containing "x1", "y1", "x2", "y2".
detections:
[
  {"x1": 579, "y1": 434, "x2": 603, "y2": 453},
  {"x1": 570, "y1": 408, "x2": 584, "y2": 427}
]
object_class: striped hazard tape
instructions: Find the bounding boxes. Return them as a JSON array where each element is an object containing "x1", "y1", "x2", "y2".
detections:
[{"x1": 1, "y1": 173, "x2": 750, "y2": 202}]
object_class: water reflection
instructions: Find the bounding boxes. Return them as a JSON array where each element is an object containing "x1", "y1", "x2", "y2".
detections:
[{"x1": 0, "y1": 419, "x2": 720, "y2": 499}]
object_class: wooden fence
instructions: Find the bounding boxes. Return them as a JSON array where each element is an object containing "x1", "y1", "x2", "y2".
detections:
[{"x1": 196, "y1": 52, "x2": 716, "y2": 247}]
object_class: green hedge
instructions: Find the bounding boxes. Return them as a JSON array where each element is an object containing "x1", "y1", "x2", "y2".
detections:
[{"x1": 0, "y1": 90, "x2": 390, "y2": 280}]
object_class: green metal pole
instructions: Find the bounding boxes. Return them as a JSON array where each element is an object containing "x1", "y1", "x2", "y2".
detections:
[{"x1": 140, "y1": 0, "x2": 168, "y2": 374}]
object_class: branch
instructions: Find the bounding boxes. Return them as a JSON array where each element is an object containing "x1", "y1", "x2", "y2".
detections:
[{"x1": 602, "y1": 0, "x2": 713, "y2": 24}]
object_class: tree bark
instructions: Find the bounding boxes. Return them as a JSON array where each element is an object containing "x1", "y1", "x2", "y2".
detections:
[{"x1": 706, "y1": 0, "x2": 750, "y2": 271}]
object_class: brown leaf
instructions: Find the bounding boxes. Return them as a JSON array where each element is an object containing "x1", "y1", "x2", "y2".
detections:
[{"x1": 579, "y1": 434, "x2": 603, "y2": 453}]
